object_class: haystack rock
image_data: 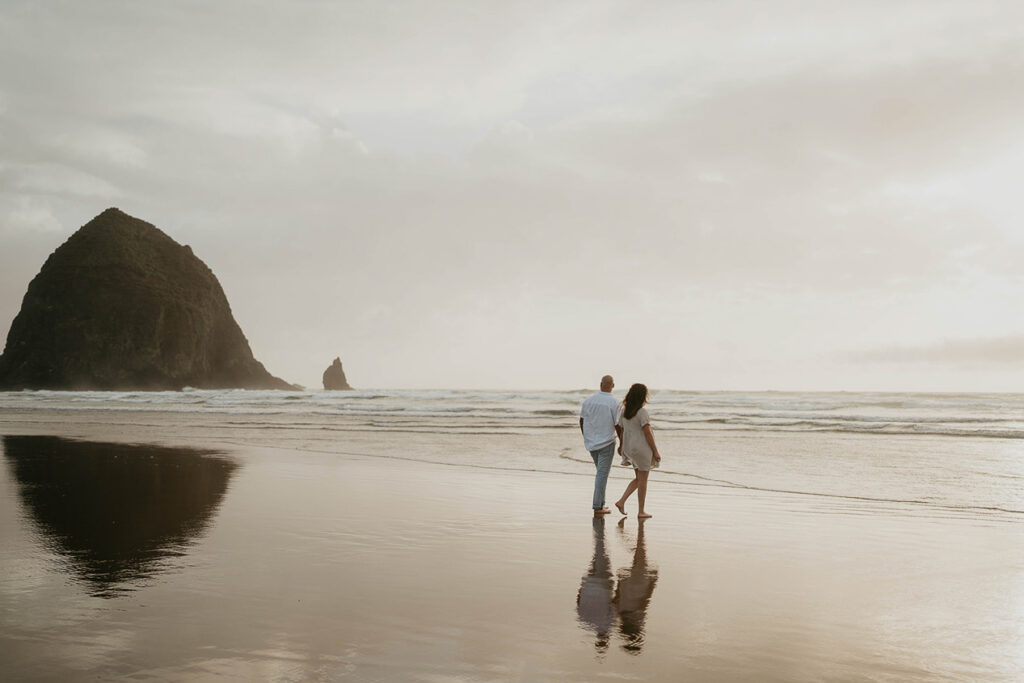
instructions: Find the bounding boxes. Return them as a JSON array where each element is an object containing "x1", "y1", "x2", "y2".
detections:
[
  {"x1": 0, "y1": 208, "x2": 296, "y2": 390},
  {"x1": 322, "y1": 357, "x2": 351, "y2": 390}
]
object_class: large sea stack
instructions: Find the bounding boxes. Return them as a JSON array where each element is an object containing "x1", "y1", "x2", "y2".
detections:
[{"x1": 0, "y1": 208, "x2": 295, "y2": 390}]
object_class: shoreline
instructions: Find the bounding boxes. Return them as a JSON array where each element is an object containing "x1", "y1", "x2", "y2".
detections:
[
  {"x1": 2, "y1": 414, "x2": 1023, "y2": 680},
  {"x1": 2, "y1": 405, "x2": 1021, "y2": 525}
]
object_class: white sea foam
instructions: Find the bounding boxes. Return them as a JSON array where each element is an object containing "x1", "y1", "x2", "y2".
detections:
[
  {"x1": 3, "y1": 389, "x2": 1022, "y2": 438},
  {"x1": 3, "y1": 389, "x2": 1024, "y2": 519}
]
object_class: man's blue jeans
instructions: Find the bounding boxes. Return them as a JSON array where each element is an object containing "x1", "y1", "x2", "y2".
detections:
[{"x1": 589, "y1": 442, "x2": 615, "y2": 510}]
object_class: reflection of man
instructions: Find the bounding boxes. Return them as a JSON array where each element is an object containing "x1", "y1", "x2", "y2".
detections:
[
  {"x1": 579, "y1": 375, "x2": 618, "y2": 516},
  {"x1": 576, "y1": 517, "x2": 615, "y2": 653},
  {"x1": 615, "y1": 518, "x2": 659, "y2": 654}
]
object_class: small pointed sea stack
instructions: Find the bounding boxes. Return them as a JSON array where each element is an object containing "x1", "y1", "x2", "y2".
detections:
[
  {"x1": 322, "y1": 357, "x2": 352, "y2": 390},
  {"x1": 0, "y1": 208, "x2": 295, "y2": 390}
]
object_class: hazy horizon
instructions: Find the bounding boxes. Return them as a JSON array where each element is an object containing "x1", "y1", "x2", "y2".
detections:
[{"x1": 2, "y1": 1, "x2": 1023, "y2": 392}]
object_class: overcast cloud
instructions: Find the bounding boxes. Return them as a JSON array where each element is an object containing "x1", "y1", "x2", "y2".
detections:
[
  {"x1": 849, "y1": 335, "x2": 1024, "y2": 366},
  {"x1": 2, "y1": 1, "x2": 1023, "y2": 390}
]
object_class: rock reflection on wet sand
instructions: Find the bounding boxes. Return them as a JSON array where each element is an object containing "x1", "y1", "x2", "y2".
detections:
[{"x1": 2, "y1": 435, "x2": 237, "y2": 597}]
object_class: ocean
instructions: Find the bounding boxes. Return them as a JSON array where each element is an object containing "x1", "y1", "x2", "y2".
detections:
[{"x1": 3, "y1": 388, "x2": 1023, "y2": 519}]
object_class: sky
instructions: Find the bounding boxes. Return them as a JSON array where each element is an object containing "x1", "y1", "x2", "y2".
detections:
[{"x1": 2, "y1": 0, "x2": 1024, "y2": 391}]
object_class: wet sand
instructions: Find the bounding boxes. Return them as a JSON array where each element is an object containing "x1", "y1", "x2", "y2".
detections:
[{"x1": 2, "y1": 428, "x2": 1023, "y2": 681}]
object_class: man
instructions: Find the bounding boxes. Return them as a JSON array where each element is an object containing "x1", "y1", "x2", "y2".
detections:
[{"x1": 579, "y1": 374, "x2": 619, "y2": 516}]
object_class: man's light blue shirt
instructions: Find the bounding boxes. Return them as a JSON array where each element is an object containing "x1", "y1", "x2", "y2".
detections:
[{"x1": 580, "y1": 391, "x2": 619, "y2": 451}]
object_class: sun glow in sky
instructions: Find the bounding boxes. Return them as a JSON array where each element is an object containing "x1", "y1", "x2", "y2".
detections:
[{"x1": 2, "y1": 1, "x2": 1023, "y2": 390}]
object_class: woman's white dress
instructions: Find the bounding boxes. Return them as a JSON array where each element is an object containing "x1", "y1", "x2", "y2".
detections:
[{"x1": 617, "y1": 406, "x2": 658, "y2": 471}]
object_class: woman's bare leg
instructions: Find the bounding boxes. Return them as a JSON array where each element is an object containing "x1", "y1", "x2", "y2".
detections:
[
  {"x1": 616, "y1": 473, "x2": 639, "y2": 514},
  {"x1": 636, "y1": 470, "x2": 652, "y2": 518}
]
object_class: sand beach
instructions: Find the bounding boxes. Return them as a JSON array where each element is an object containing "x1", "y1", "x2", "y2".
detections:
[{"x1": 1, "y1": 392, "x2": 1023, "y2": 681}]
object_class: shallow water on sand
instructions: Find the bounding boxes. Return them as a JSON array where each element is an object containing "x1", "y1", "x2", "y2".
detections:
[
  {"x1": 3, "y1": 389, "x2": 1024, "y2": 519},
  {"x1": 2, "y1": 431, "x2": 1023, "y2": 681}
]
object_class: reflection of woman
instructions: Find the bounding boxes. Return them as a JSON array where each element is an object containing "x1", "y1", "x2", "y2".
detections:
[
  {"x1": 576, "y1": 517, "x2": 615, "y2": 652},
  {"x1": 614, "y1": 383, "x2": 661, "y2": 518},
  {"x1": 614, "y1": 518, "x2": 658, "y2": 653}
]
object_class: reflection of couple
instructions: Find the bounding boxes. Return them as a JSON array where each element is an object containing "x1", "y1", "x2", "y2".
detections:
[
  {"x1": 576, "y1": 516, "x2": 659, "y2": 654},
  {"x1": 579, "y1": 375, "x2": 662, "y2": 518}
]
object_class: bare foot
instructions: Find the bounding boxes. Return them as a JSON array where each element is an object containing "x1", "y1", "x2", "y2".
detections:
[
  {"x1": 637, "y1": 512, "x2": 653, "y2": 519},
  {"x1": 593, "y1": 507, "x2": 611, "y2": 516},
  {"x1": 615, "y1": 501, "x2": 627, "y2": 515}
]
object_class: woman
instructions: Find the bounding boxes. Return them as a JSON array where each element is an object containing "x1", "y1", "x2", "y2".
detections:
[{"x1": 614, "y1": 383, "x2": 661, "y2": 519}]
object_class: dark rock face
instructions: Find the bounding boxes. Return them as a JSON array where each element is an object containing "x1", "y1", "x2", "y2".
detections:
[
  {"x1": 322, "y1": 357, "x2": 352, "y2": 390},
  {"x1": 0, "y1": 208, "x2": 295, "y2": 390}
]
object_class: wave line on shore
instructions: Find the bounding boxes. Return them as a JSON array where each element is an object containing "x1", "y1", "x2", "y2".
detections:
[{"x1": 237, "y1": 440, "x2": 1024, "y2": 521}]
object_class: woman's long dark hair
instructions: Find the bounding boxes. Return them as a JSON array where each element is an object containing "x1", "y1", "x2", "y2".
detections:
[{"x1": 622, "y1": 383, "x2": 648, "y2": 420}]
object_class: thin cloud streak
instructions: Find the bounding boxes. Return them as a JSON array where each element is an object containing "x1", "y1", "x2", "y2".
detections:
[{"x1": 850, "y1": 337, "x2": 1024, "y2": 366}]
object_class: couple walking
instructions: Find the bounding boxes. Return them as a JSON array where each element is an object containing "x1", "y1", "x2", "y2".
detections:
[{"x1": 579, "y1": 375, "x2": 662, "y2": 519}]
